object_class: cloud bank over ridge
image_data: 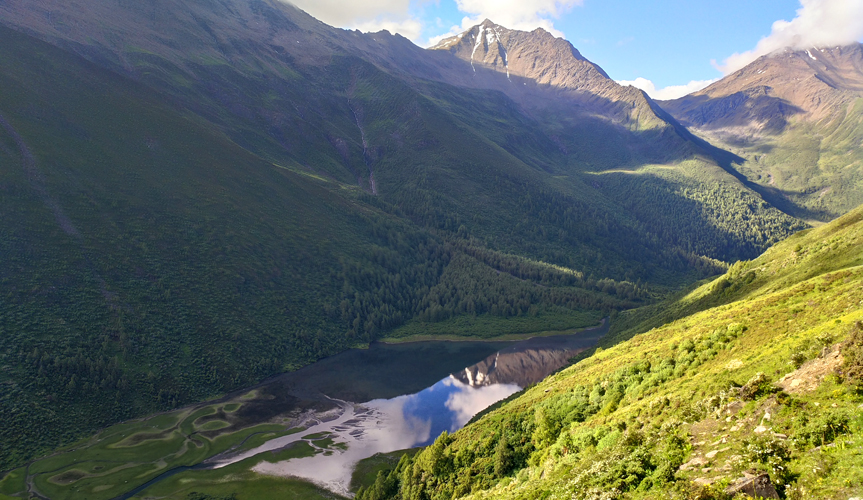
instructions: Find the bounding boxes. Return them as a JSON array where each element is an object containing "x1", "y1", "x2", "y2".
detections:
[
  {"x1": 286, "y1": 0, "x2": 425, "y2": 41},
  {"x1": 717, "y1": 0, "x2": 863, "y2": 74},
  {"x1": 285, "y1": 0, "x2": 583, "y2": 46},
  {"x1": 617, "y1": 77, "x2": 719, "y2": 101},
  {"x1": 428, "y1": 0, "x2": 582, "y2": 45}
]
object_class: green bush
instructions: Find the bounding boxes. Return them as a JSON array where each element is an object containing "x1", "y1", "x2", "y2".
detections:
[
  {"x1": 742, "y1": 435, "x2": 795, "y2": 492},
  {"x1": 740, "y1": 372, "x2": 774, "y2": 401},
  {"x1": 790, "y1": 410, "x2": 851, "y2": 450},
  {"x1": 841, "y1": 321, "x2": 863, "y2": 389}
]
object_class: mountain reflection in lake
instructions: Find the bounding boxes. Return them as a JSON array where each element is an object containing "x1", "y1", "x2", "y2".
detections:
[{"x1": 211, "y1": 320, "x2": 607, "y2": 496}]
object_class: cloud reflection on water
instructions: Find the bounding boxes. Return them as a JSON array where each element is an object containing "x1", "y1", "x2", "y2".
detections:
[
  {"x1": 251, "y1": 377, "x2": 520, "y2": 495},
  {"x1": 443, "y1": 377, "x2": 520, "y2": 429}
]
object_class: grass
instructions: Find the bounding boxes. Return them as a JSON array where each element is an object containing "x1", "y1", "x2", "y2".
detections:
[
  {"x1": 127, "y1": 459, "x2": 341, "y2": 500},
  {"x1": 0, "y1": 391, "x2": 308, "y2": 500},
  {"x1": 679, "y1": 97, "x2": 863, "y2": 222},
  {"x1": 379, "y1": 314, "x2": 596, "y2": 344}
]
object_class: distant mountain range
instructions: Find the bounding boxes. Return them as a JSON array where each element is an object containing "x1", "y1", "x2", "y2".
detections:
[{"x1": 0, "y1": 0, "x2": 861, "y2": 471}]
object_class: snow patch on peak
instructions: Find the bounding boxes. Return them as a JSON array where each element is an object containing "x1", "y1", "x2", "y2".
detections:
[
  {"x1": 470, "y1": 24, "x2": 486, "y2": 74},
  {"x1": 485, "y1": 28, "x2": 497, "y2": 45},
  {"x1": 806, "y1": 49, "x2": 817, "y2": 60}
]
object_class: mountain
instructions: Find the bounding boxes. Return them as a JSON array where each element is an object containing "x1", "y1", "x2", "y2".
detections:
[
  {"x1": 661, "y1": 44, "x2": 863, "y2": 220},
  {"x1": 356, "y1": 203, "x2": 863, "y2": 500},
  {"x1": 427, "y1": 20, "x2": 669, "y2": 129},
  {"x1": 0, "y1": 0, "x2": 811, "y2": 470},
  {"x1": 0, "y1": 1, "x2": 804, "y2": 268}
]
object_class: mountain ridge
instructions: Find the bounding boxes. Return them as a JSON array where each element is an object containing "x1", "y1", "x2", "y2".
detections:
[{"x1": 660, "y1": 43, "x2": 863, "y2": 220}]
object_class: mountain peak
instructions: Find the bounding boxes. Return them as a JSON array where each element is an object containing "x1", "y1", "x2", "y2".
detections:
[
  {"x1": 667, "y1": 42, "x2": 863, "y2": 128},
  {"x1": 429, "y1": 20, "x2": 607, "y2": 85}
]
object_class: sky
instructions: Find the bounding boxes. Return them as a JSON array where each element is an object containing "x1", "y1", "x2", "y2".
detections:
[{"x1": 287, "y1": 0, "x2": 863, "y2": 100}]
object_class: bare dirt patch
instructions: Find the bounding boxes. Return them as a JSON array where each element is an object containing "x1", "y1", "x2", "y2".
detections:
[{"x1": 777, "y1": 345, "x2": 843, "y2": 394}]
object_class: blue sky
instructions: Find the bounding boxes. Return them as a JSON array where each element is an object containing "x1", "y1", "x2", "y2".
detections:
[{"x1": 288, "y1": 0, "x2": 863, "y2": 99}]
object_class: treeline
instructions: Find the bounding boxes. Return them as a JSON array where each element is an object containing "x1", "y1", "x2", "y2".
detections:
[
  {"x1": 374, "y1": 167, "x2": 733, "y2": 289},
  {"x1": 327, "y1": 214, "x2": 650, "y2": 342},
  {"x1": 411, "y1": 253, "x2": 641, "y2": 324}
]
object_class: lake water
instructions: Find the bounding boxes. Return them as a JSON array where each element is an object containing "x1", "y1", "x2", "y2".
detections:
[{"x1": 206, "y1": 321, "x2": 608, "y2": 496}]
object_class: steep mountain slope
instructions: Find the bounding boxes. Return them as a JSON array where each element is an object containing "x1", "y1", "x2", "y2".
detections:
[
  {"x1": 0, "y1": 22, "x2": 665, "y2": 467},
  {"x1": 0, "y1": 0, "x2": 813, "y2": 471},
  {"x1": 357, "y1": 204, "x2": 863, "y2": 500},
  {"x1": 428, "y1": 20, "x2": 668, "y2": 127},
  {"x1": 0, "y1": 0, "x2": 805, "y2": 271},
  {"x1": 662, "y1": 44, "x2": 863, "y2": 220}
]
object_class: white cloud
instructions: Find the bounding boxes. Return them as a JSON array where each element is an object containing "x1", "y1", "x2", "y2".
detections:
[
  {"x1": 286, "y1": 0, "x2": 586, "y2": 47},
  {"x1": 429, "y1": 0, "x2": 582, "y2": 45},
  {"x1": 443, "y1": 378, "x2": 520, "y2": 429},
  {"x1": 616, "y1": 36, "x2": 635, "y2": 47},
  {"x1": 717, "y1": 0, "x2": 863, "y2": 74},
  {"x1": 351, "y1": 16, "x2": 425, "y2": 40},
  {"x1": 286, "y1": 0, "x2": 425, "y2": 41},
  {"x1": 617, "y1": 77, "x2": 718, "y2": 100}
]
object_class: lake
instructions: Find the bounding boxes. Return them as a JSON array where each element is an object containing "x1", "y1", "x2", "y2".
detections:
[{"x1": 200, "y1": 320, "x2": 609, "y2": 496}]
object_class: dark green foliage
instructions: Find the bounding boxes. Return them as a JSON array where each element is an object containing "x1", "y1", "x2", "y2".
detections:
[
  {"x1": 790, "y1": 410, "x2": 851, "y2": 450},
  {"x1": 355, "y1": 470, "x2": 399, "y2": 500},
  {"x1": 739, "y1": 372, "x2": 775, "y2": 401},
  {"x1": 493, "y1": 433, "x2": 513, "y2": 477},
  {"x1": 186, "y1": 493, "x2": 237, "y2": 500}
]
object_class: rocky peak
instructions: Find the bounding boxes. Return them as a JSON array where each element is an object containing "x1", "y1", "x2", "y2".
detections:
[
  {"x1": 430, "y1": 19, "x2": 609, "y2": 89},
  {"x1": 664, "y1": 43, "x2": 863, "y2": 130}
]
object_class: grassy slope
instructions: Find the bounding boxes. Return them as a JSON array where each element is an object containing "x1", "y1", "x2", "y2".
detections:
[
  {"x1": 685, "y1": 99, "x2": 863, "y2": 222},
  {"x1": 357, "y1": 205, "x2": 863, "y2": 500}
]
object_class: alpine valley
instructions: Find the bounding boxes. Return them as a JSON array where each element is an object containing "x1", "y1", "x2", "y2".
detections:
[{"x1": 0, "y1": 1, "x2": 861, "y2": 499}]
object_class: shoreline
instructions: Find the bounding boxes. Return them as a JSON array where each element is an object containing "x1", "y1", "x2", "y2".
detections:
[{"x1": 375, "y1": 317, "x2": 608, "y2": 345}]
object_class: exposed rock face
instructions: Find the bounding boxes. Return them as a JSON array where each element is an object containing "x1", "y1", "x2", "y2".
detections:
[
  {"x1": 431, "y1": 20, "x2": 608, "y2": 91},
  {"x1": 777, "y1": 345, "x2": 844, "y2": 394},
  {"x1": 452, "y1": 347, "x2": 580, "y2": 388},
  {"x1": 662, "y1": 44, "x2": 863, "y2": 134},
  {"x1": 450, "y1": 326, "x2": 607, "y2": 388},
  {"x1": 725, "y1": 472, "x2": 779, "y2": 499},
  {"x1": 426, "y1": 20, "x2": 668, "y2": 127}
]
